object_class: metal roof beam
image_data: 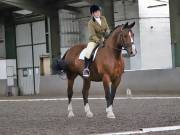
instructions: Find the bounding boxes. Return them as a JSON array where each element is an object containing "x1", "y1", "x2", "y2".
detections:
[{"x1": 0, "y1": 0, "x2": 57, "y2": 16}]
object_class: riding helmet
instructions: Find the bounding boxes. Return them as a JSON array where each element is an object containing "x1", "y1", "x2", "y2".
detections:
[{"x1": 90, "y1": 4, "x2": 101, "y2": 14}]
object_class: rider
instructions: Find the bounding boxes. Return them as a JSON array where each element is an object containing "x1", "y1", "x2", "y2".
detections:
[{"x1": 83, "y1": 4, "x2": 110, "y2": 78}]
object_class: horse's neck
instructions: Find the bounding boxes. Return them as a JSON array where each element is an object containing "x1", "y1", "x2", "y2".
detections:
[{"x1": 105, "y1": 35, "x2": 122, "y2": 59}]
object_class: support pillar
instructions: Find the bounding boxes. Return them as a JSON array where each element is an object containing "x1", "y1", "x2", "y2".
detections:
[
  {"x1": 169, "y1": 0, "x2": 180, "y2": 67},
  {"x1": 47, "y1": 12, "x2": 60, "y2": 59},
  {"x1": 4, "y1": 12, "x2": 16, "y2": 59}
]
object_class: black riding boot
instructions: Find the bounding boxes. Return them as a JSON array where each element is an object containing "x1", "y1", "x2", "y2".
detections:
[{"x1": 83, "y1": 57, "x2": 91, "y2": 78}]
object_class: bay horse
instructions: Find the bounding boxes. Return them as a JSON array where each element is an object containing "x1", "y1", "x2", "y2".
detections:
[{"x1": 52, "y1": 22, "x2": 136, "y2": 119}]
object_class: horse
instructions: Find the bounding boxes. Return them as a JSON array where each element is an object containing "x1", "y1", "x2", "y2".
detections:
[{"x1": 52, "y1": 22, "x2": 136, "y2": 119}]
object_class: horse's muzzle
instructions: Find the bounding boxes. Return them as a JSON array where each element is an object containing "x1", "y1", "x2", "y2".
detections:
[{"x1": 130, "y1": 44, "x2": 137, "y2": 57}]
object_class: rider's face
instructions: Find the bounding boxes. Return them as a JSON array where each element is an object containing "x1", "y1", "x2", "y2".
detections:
[{"x1": 92, "y1": 10, "x2": 101, "y2": 18}]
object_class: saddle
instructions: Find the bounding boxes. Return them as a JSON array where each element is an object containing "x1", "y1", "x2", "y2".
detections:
[
  {"x1": 79, "y1": 43, "x2": 104, "y2": 61},
  {"x1": 89, "y1": 44, "x2": 100, "y2": 61}
]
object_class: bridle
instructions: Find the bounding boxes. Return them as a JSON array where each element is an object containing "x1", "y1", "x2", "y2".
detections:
[
  {"x1": 111, "y1": 29, "x2": 133, "y2": 52},
  {"x1": 111, "y1": 46, "x2": 128, "y2": 52}
]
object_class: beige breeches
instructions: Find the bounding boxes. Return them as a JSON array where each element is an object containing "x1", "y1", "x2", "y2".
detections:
[{"x1": 84, "y1": 42, "x2": 98, "y2": 59}]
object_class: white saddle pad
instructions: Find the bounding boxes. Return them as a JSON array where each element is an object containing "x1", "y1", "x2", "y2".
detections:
[{"x1": 79, "y1": 47, "x2": 99, "y2": 61}]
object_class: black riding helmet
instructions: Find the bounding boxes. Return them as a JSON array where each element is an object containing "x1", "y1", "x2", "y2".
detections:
[{"x1": 90, "y1": 4, "x2": 101, "y2": 14}]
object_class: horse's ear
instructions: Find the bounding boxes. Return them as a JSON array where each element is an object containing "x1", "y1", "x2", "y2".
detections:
[
  {"x1": 123, "y1": 22, "x2": 129, "y2": 29},
  {"x1": 128, "y1": 22, "x2": 135, "y2": 29}
]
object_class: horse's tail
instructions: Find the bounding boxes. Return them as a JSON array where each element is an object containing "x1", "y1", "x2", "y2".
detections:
[{"x1": 51, "y1": 50, "x2": 69, "y2": 75}]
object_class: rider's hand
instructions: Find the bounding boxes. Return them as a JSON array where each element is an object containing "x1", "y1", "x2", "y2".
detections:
[
  {"x1": 104, "y1": 32, "x2": 109, "y2": 39},
  {"x1": 99, "y1": 40, "x2": 104, "y2": 47}
]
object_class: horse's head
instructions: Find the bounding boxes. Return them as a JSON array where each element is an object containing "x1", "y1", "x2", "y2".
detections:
[{"x1": 117, "y1": 22, "x2": 137, "y2": 57}]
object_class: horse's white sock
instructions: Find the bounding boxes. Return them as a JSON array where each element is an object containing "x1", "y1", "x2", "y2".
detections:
[
  {"x1": 85, "y1": 103, "x2": 90, "y2": 113},
  {"x1": 68, "y1": 102, "x2": 73, "y2": 112},
  {"x1": 106, "y1": 105, "x2": 115, "y2": 118},
  {"x1": 85, "y1": 103, "x2": 93, "y2": 118},
  {"x1": 106, "y1": 105, "x2": 113, "y2": 113},
  {"x1": 68, "y1": 102, "x2": 75, "y2": 118}
]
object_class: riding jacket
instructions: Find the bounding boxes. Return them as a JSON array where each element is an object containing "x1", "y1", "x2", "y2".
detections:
[{"x1": 88, "y1": 16, "x2": 110, "y2": 44}]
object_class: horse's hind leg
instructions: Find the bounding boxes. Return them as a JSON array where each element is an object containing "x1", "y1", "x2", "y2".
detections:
[
  {"x1": 82, "y1": 79, "x2": 93, "y2": 118},
  {"x1": 67, "y1": 74, "x2": 77, "y2": 118}
]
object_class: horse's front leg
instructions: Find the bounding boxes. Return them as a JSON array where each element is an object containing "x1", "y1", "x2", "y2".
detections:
[
  {"x1": 111, "y1": 77, "x2": 121, "y2": 105},
  {"x1": 82, "y1": 79, "x2": 93, "y2": 118},
  {"x1": 103, "y1": 74, "x2": 115, "y2": 119}
]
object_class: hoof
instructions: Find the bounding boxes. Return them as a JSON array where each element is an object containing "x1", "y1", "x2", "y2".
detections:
[
  {"x1": 107, "y1": 112, "x2": 116, "y2": 119},
  {"x1": 86, "y1": 111, "x2": 93, "y2": 118},
  {"x1": 68, "y1": 111, "x2": 75, "y2": 118}
]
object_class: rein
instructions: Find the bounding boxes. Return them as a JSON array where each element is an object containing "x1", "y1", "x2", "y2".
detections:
[
  {"x1": 105, "y1": 25, "x2": 133, "y2": 53},
  {"x1": 112, "y1": 46, "x2": 127, "y2": 52},
  {"x1": 107, "y1": 31, "x2": 128, "y2": 52}
]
